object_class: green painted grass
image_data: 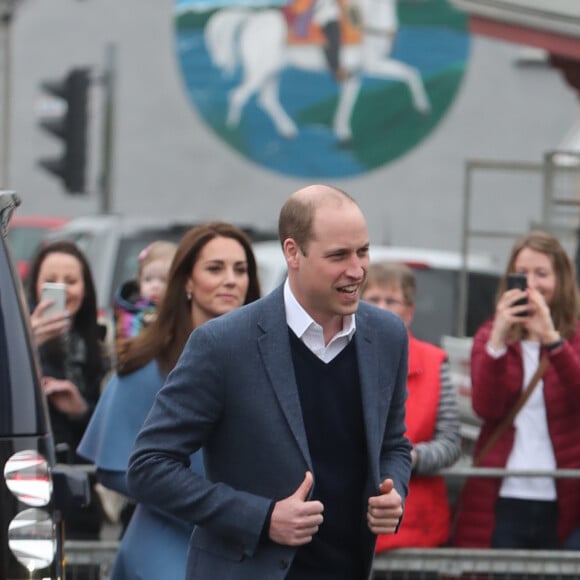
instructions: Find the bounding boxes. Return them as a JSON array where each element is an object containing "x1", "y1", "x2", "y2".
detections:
[{"x1": 298, "y1": 65, "x2": 466, "y2": 169}]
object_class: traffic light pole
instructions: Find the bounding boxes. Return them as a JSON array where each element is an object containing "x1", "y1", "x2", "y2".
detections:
[
  {"x1": 98, "y1": 43, "x2": 116, "y2": 214},
  {"x1": 38, "y1": 68, "x2": 90, "y2": 193}
]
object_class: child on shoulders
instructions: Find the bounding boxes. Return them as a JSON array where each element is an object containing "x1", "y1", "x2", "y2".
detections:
[{"x1": 114, "y1": 241, "x2": 177, "y2": 343}]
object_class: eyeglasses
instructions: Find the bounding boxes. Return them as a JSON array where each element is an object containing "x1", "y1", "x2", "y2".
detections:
[
  {"x1": 384, "y1": 298, "x2": 405, "y2": 307},
  {"x1": 365, "y1": 296, "x2": 406, "y2": 308}
]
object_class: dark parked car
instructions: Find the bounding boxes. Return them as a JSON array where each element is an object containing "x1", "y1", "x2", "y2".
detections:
[{"x1": 0, "y1": 192, "x2": 89, "y2": 579}]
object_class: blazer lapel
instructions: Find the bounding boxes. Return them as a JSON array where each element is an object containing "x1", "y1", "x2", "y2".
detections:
[
  {"x1": 355, "y1": 309, "x2": 382, "y2": 483},
  {"x1": 257, "y1": 289, "x2": 313, "y2": 470}
]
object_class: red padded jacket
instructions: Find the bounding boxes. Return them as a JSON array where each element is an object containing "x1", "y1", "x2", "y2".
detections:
[
  {"x1": 376, "y1": 335, "x2": 449, "y2": 550},
  {"x1": 452, "y1": 320, "x2": 580, "y2": 547}
]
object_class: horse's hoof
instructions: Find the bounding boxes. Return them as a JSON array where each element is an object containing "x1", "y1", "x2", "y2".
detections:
[
  {"x1": 226, "y1": 117, "x2": 241, "y2": 129},
  {"x1": 337, "y1": 138, "x2": 353, "y2": 149},
  {"x1": 416, "y1": 100, "x2": 431, "y2": 117}
]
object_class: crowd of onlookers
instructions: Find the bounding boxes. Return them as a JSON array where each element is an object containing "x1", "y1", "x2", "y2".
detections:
[{"x1": 20, "y1": 184, "x2": 580, "y2": 580}]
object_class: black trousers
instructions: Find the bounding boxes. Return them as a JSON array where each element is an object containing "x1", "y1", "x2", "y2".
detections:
[
  {"x1": 322, "y1": 21, "x2": 341, "y2": 77},
  {"x1": 492, "y1": 496, "x2": 559, "y2": 549}
]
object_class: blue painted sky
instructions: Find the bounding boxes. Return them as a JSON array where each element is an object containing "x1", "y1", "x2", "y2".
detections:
[{"x1": 175, "y1": 0, "x2": 285, "y2": 12}]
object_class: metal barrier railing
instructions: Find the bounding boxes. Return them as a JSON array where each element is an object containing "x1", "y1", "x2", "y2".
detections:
[
  {"x1": 64, "y1": 544, "x2": 580, "y2": 580},
  {"x1": 65, "y1": 541, "x2": 118, "y2": 580},
  {"x1": 62, "y1": 465, "x2": 580, "y2": 580},
  {"x1": 373, "y1": 548, "x2": 580, "y2": 578}
]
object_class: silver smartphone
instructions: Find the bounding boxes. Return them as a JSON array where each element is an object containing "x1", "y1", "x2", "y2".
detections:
[{"x1": 40, "y1": 282, "x2": 66, "y2": 316}]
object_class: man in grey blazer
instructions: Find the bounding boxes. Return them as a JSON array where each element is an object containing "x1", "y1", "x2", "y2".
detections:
[{"x1": 127, "y1": 184, "x2": 412, "y2": 579}]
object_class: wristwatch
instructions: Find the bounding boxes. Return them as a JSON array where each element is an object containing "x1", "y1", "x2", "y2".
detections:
[{"x1": 544, "y1": 336, "x2": 564, "y2": 352}]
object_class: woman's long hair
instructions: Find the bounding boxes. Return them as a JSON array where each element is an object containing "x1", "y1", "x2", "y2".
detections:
[
  {"x1": 118, "y1": 222, "x2": 261, "y2": 376},
  {"x1": 26, "y1": 240, "x2": 105, "y2": 380},
  {"x1": 498, "y1": 230, "x2": 580, "y2": 340}
]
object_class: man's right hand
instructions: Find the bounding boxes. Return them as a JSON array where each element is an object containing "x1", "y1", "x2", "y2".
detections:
[{"x1": 269, "y1": 471, "x2": 324, "y2": 546}]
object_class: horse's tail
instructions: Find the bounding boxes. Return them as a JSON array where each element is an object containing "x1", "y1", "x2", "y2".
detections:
[{"x1": 205, "y1": 8, "x2": 253, "y2": 76}]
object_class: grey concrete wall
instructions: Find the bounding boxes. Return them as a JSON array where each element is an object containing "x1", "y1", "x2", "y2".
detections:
[{"x1": 5, "y1": 0, "x2": 579, "y2": 263}]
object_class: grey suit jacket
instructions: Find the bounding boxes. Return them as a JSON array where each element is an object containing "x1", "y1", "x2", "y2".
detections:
[{"x1": 127, "y1": 285, "x2": 411, "y2": 580}]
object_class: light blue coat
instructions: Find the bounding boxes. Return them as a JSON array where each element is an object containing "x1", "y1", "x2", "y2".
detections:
[{"x1": 77, "y1": 360, "x2": 204, "y2": 580}]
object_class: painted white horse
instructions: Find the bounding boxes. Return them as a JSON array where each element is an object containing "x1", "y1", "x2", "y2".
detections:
[{"x1": 204, "y1": 0, "x2": 430, "y2": 142}]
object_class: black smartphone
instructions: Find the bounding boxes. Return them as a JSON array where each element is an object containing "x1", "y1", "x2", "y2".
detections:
[{"x1": 507, "y1": 273, "x2": 528, "y2": 316}]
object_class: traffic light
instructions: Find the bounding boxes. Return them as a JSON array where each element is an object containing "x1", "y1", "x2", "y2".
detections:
[{"x1": 38, "y1": 68, "x2": 90, "y2": 194}]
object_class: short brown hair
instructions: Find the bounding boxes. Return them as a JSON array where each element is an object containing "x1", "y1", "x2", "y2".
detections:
[{"x1": 362, "y1": 262, "x2": 416, "y2": 306}]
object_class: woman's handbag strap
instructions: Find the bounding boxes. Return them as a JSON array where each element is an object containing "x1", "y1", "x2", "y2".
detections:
[{"x1": 474, "y1": 354, "x2": 549, "y2": 466}]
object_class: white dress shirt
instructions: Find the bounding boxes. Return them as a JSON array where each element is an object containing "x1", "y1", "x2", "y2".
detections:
[{"x1": 284, "y1": 279, "x2": 356, "y2": 363}]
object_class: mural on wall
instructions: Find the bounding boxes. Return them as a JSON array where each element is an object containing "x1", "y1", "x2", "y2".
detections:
[{"x1": 175, "y1": 0, "x2": 470, "y2": 178}]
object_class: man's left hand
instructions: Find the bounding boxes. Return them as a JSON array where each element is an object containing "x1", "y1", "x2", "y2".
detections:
[{"x1": 367, "y1": 478, "x2": 403, "y2": 535}]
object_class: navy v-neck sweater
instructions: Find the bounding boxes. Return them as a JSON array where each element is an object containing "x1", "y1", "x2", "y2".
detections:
[{"x1": 287, "y1": 330, "x2": 368, "y2": 580}]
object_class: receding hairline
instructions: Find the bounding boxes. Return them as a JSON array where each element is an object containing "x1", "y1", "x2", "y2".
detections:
[
  {"x1": 278, "y1": 184, "x2": 360, "y2": 245},
  {"x1": 289, "y1": 184, "x2": 357, "y2": 209}
]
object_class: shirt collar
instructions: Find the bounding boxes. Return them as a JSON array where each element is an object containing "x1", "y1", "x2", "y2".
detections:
[{"x1": 283, "y1": 278, "x2": 356, "y2": 340}]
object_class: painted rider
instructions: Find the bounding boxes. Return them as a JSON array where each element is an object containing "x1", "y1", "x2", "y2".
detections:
[
  {"x1": 313, "y1": 0, "x2": 348, "y2": 81},
  {"x1": 288, "y1": 0, "x2": 349, "y2": 82}
]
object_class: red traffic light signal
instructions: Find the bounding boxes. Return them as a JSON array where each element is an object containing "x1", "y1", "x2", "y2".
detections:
[{"x1": 38, "y1": 68, "x2": 90, "y2": 194}]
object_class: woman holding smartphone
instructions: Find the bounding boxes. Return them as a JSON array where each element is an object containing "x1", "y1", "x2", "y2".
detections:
[
  {"x1": 27, "y1": 240, "x2": 108, "y2": 545},
  {"x1": 452, "y1": 230, "x2": 580, "y2": 549}
]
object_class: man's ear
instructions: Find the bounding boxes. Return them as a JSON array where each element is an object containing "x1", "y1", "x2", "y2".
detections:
[{"x1": 283, "y1": 238, "x2": 301, "y2": 270}]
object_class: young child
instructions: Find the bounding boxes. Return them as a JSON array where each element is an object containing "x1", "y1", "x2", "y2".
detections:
[
  {"x1": 114, "y1": 240, "x2": 177, "y2": 343},
  {"x1": 102, "y1": 240, "x2": 177, "y2": 530}
]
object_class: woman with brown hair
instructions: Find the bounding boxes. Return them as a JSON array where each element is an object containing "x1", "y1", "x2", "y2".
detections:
[
  {"x1": 78, "y1": 221, "x2": 261, "y2": 580},
  {"x1": 453, "y1": 230, "x2": 580, "y2": 549},
  {"x1": 27, "y1": 240, "x2": 108, "y2": 543}
]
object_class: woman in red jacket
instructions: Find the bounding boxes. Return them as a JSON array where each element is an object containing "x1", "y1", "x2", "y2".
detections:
[
  {"x1": 453, "y1": 230, "x2": 580, "y2": 549},
  {"x1": 362, "y1": 262, "x2": 461, "y2": 550}
]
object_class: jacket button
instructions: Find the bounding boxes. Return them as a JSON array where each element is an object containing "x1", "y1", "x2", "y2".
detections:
[{"x1": 279, "y1": 559, "x2": 289, "y2": 570}]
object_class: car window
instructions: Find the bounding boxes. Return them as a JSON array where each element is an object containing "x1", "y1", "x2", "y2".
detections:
[
  {"x1": 411, "y1": 269, "x2": 457, "y2": 344},
  {"x1": 465, "y1": 271, "x2": 500, "y2": 337},
  {"x1": 111, "y1": 230, "x2": 187, "y2": 305},
  {"x1": 63, "y1": 232, "x2": 93, "y2": 256},
  {"x1": 410, "y1": 269, "x2": 499, "y2": 344},
  {"x1": 6, "y1": 227, "x2": 50, "y2": 263}
]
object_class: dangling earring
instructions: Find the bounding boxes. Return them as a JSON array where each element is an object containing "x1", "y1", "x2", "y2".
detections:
[{"x1": 186, "y1": 291, "x2": 192, "y2": 301}]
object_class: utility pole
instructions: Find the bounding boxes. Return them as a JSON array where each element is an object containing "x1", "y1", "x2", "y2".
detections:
[
  {"x1": 98, "y1": 43, "x2": 116, "y2": 213},
  {"x1": 0, "y1": 0, "x2": 17, "y2": 189}
]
